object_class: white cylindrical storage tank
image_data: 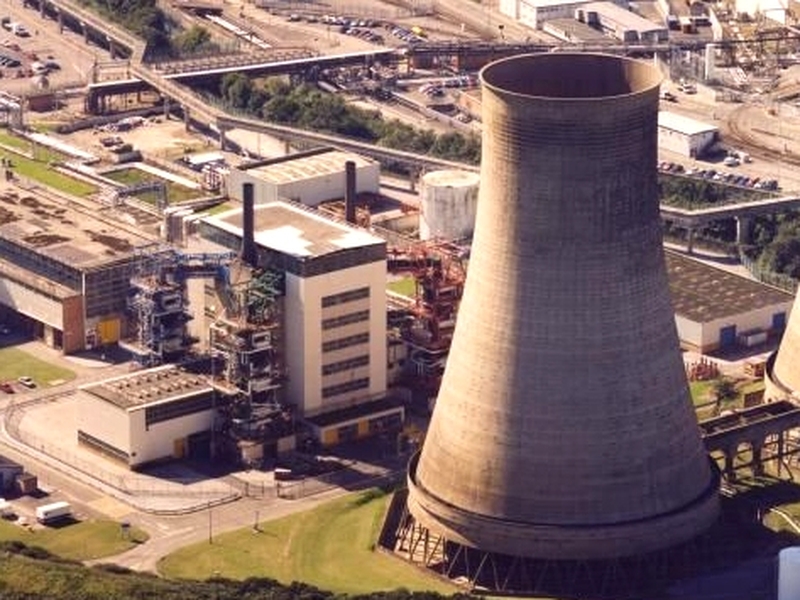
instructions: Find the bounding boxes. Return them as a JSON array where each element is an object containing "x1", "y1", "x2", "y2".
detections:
[
  {"x1": 419, "y1": 169, "x2": 480, "y2": 241},
  {"x1": 778, "y1": 547, "x2": 800, "y2": 600}
]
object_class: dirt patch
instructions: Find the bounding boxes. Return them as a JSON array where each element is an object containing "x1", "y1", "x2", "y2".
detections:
[
  {"x1": 0, "y1": 206, "x2": 20, "y2": 225},
  {"x1": 22, "y1": 233, "x2": 70, "y2": 247},
  {"x1": 84, "y1": 230, "x2": 133, "y2": 253}
]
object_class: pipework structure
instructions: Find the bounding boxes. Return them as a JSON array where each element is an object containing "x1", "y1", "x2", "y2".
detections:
[{"x1": 402, "y1": 53, "x2": 720, "y2": 591}]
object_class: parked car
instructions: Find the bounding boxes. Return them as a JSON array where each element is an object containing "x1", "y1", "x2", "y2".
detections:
[
  {"x1": 0, "y1": 382, "x2": 14, "y2": 394},
  {"x1": 17, "y1": 376, "x2": 35, "y2": 389}
]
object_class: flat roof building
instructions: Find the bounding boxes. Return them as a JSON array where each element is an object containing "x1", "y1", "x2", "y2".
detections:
[
  {"x1": 0, "y1": 186, "x2": 155, "y2": 353},
  {"x1": 77, "y1": 365, "x2": 219, "y2": 468},
  {"x1": 658, "y1": 111, "x2": 719, "y2": 158},
  {"x1": 499, "y1": 0, "x2": 627, "y2": 29},
  {"x1": 200, "y1": 200, "x2": 403, "y2": 446},
  {"x1": 665, "y1": 250, "x2": 794, "y2": 353},
  {"x1": 225, "y1": 148, "x2": 380, "y2": 208},
  {"x1": 580, "y1": 1, "x2": 669, "y2": 42}
]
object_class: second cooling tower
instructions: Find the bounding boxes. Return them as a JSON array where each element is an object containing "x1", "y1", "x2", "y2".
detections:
[{"x1": 407, "y1": 54, "x2": 720, "y2": 560}]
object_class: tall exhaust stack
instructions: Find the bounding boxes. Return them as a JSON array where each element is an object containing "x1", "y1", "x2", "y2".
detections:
[
  {"x1": 242, "y1": 182, "x2": 256, "y2": 267},
  {"x1": 407, "y1": 53, "x2": 719, "y2": 561},
  {"x1": 766, "y1": 289, "x2": 800, "y2": 402},
  {"x1": 344, "y1": 160, "x2": 357, "y2": 224}
]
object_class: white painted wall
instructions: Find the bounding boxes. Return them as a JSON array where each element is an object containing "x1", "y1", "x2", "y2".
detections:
[
  {"x1": 226, "y1": 163, "x2": 380, "y2": 207},
  {"x1": 698, "y1": 302, "x2": 793, "y2": 350},
  {"x1": 128, "y1": 405, "x2": 215, "y2": 466},
  {"x1": 284, "y1": 261, "x2": 387, "y2": 417},
  {"x1": 658, "y1": 128, "x2": 717, "y2": 158},
  {"x1": 77, "y1": 392, "x2": 132, "y2": 458}
]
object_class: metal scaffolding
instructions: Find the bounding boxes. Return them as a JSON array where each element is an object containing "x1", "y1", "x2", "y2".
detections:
[{"x1": 124, "y1": 244, "x2": 237, "y2": 367}]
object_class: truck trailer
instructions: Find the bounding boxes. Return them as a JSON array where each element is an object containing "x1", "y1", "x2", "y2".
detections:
[{"x1": 35, "y1": 501, "x2": 72, "y2": 524}]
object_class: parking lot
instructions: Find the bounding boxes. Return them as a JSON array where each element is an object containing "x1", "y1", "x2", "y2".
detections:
[{"x1": 0, "y1": 0, "x2": 108, "y2": 95}]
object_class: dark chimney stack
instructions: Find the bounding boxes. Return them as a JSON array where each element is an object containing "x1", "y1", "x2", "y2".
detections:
[
  {"x1": 344, "y1": 161, "x2": 357, "y2": 224},
  {"x1": 242, "y1": 182, "x2": 256, "y2": 266}
]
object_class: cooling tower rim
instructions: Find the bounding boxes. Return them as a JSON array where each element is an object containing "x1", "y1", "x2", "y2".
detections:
[
  {"x1": 407, "y1": 451, "x2": 720, "y2": 530},
  {"x1": 479, "y1": 52, "x2": 662, "y2": 102},
  {"x1": 407, "y1": 452, "x2": 721, "y2": 559}
]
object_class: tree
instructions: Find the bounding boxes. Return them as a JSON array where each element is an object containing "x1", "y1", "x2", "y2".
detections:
[
  {"x1": 713, "y1": 378, "x2": 738, "y2": 412},
  {"x1": 174, "y1": 25, "x2": 213, "y2": 53}
]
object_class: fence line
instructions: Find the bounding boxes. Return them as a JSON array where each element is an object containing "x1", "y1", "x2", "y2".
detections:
[{"x1": 4, "y1": 393, "x2": 237, "y2": 500}]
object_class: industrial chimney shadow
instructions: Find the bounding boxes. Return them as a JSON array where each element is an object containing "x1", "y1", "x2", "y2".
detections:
[{"x1": 381, "y1": 477, "x2": 800, "y2": 600}]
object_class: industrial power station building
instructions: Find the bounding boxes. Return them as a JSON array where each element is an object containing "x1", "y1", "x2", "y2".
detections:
[
  {"x1": 225, "y1": 148, "x2": 380, "y2": 208},
  {"x1": 0, "y1": 188, "x2": 153, "y2": 354},
  {"x1": 200, "y1": 200, "x2": 404, "y2": 446}
]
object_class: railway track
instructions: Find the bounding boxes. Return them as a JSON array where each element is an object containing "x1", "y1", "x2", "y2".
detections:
[{"x1": 726, "y1": 104, "x2": 800, "y2": 168}]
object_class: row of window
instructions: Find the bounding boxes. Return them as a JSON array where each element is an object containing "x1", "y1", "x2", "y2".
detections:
[
  {"x1": 322, "y1": 377, "x2": 370, "y2": 399},
  {"x1": 322, "y1": 310, "x2": 369, "y2": 330},
  {"x1": 322, "y1": 332, "x2": 369, "y2": 353},
  {"x1": 144, "y1": 393, "x2": 214, "y2": 427},
  {"x1": 321, "y1": 287, "x2": 370, "y2": 308},
  {"x1": 322, "y1": 354, "x2": 370, "y2": 376}
]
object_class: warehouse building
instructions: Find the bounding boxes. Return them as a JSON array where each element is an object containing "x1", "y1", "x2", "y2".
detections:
[
  {"x1": 199, "y1": 200, "x2": 404, "y2": 447},
  {"x1": 577, "y1": 2, "x2": 668, "y2": 42},
  {"x1": 666, "y1": 250, "x2": 794, "y2": 353},
  {"x1": 499, "y1": 0, "x2": 627, "y2": 29},
  {"x1": 225, "y1": 148, "x2": 380, "y2": 208},
  {"x1": 658, "y1": 111, "x2": 719, "y2": 158},
  {"x1": 0, "y1": 188, "x2": 154, "y2": 354},
  {"x1": 77, "y1": 365, "x2": 224, "y2": 468}
]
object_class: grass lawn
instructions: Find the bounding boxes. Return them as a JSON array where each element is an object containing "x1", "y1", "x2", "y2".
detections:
[
  {"x1": 0, "y1": 347, "x2": 76, "y2": 386},
  {"x1": 388, "y1": 276, "x2": 417, "y2": 298},
  {"x1": 0, "y1": 519, "x2": 148, "y2": 561},
  {"x1": 105, "y1": 167, "x2": 204, "y2": 205},
  {"x1": 158, "y1": 489, "x2": 455, "y2": 595},
  {"x1": 0, "y1": 130, "x2": 96, "y2": 197},
  {"x1": 689, "y1": 380, "x2": 716, "y2": 406},
  {"x1": 201, "y1": 201, "x2": 235, "y2": 216},
  {"x1": 0, "y1": 131, "x2": 31, "y2": 152}
]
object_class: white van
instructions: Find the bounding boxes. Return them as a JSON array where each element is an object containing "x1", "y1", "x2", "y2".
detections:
[
  {"x1": 35, "y1": 501, "x2": 72, "y2": 524},
  {"x1": 11, "y1": 23, "x2": 29, "y2": 37}
]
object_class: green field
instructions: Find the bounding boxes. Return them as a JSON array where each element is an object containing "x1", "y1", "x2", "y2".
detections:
[
  {"x1": 388, "y1": 276, "x2": 416, "y2": 298},
  {"x1": 0, "y1": 132, "x2": 97, "y2": 197},
  {"x1": 0, "y1": 520, "x2": 148, "y2": 561},
  {"x1": 0, "y1": 347, "x2": 76, "y2": 387},
  {"x1": 159, "y1": 489, "x2": 455, "y2": 595},
  {"x1": 105, "y1": 167, "x2": 204, "y2": 205}
]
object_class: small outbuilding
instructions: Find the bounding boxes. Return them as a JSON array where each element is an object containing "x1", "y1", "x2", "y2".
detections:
[
  {"x1": 76, "y1": 365, "x2": 224, "y2": 469},
  {"x1": 666, "y1": 250, "x2": 795, "y2": 353},
  {"x1": 0, "y1": 455, "x2": 24, "y2": 493},
  {"x1": 658, "y1": 111, "x2": 719, "y2": 158}
]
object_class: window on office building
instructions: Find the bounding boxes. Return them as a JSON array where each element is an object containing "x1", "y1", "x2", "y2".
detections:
[{"x1": 321, "y1": 287, "x2": 370, "y2": 308}]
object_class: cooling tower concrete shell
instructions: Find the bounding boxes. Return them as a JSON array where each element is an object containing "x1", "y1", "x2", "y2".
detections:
[
  {"x1": 766, "y1": 290, "x2": 800, "y2": 402},
  {"x1": 407, "y1": 53, "x2": 720, "y2": 561},
  {"x1": 419, "y1": 170, "x2": 480, "y2": 241}
]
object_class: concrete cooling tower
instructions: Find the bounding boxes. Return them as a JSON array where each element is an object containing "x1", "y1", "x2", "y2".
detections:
[
  {"x1": 766, "y1": 289, "x2": 800, "y2": 402},
  {"x1": 406, "y1": 53, "x2": 720, "y2": 561}
]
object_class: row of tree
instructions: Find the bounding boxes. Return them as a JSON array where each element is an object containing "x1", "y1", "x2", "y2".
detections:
[
  {"x1": 218, "y1": 75, "x2": 482, "y2": 165},
  {"x1": 661, "y1": 176, "x2": 800, "y2": 281},
  {"x1": 77, "y1": 0, "x2": 215, "y2": 54}
]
